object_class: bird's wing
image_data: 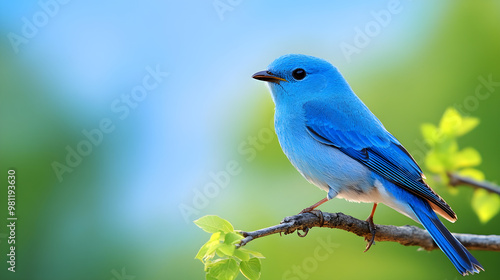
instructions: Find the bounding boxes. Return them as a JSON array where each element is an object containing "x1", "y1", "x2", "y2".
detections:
[{"x1": 304, "y1": 100, "x2": 456, "y2": 221}]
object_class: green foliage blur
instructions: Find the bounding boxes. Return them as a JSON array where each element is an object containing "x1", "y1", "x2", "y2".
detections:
[{"x1": 422, "y1": 108, "x2": 500, "y2": 223}]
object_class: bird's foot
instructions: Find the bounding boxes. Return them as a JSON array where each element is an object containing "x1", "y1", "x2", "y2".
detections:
[
  {"x1": 364, "y1": 215, "x2": 376, "y2": 252},
  {"x1": 306, "y1": 209, "x2": 325, "y2": 227},
  {"x1": 280, "y1": 209, "x2": 325, "y2": 238},
  {"x1": 297, "y1": 227, "x2": 309, "y2": 237},
  {"x1": 297, "y1": 208, "x2": 324, "y2": 238},
  {"x1": 280, "y1": 215, "x2": 310, "y2": 237}
]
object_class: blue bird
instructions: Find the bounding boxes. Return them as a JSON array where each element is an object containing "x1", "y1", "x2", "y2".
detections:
[{"x1": 252, "y1": 54, "x2": 484, "y2": 275}]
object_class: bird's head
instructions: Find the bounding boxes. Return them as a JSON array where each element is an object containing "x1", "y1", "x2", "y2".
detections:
[{"x1": 252, "y1": 54, "x2": 348, "y2": 105}]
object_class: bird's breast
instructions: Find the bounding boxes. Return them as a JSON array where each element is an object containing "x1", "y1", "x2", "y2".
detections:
[{"x1": 274, "y1": 110, "x2": 375, "y2": 198}]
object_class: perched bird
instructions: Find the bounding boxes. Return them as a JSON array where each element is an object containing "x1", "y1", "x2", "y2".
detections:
[{"x1": 252, "y1": 54, "x2": 483, "y2": 276}]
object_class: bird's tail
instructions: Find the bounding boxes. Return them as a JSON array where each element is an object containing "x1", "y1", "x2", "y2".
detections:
[{"x1": 410, "y1": 200, "x2": 484, "y2": 276}]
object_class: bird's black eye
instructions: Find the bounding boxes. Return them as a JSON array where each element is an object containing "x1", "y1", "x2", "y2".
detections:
[{"x1": 292, "y1": 68, "x2": 306, "y2": 80}]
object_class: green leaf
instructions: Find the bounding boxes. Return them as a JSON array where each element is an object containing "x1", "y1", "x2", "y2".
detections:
[
  {"x1": 472, "y1": 189, "x2": 500, "y2": 223},
  {"x1": 458, "y1": 168, "x2": 485, "y2": 181},
  {"x1": 205, "y1": 232, "x2": 224, "y2": 257},
  {"x1": 195, "y1": 215, "x2": 234, "y2": 233},
  {"x1": 206, "y1": 273, "x2": 218, "y2": 280},
  {"x1": 204, "y1": 259, "x2": 215, "y2": 271},
  {"x1": 207, "y1": 259, "x2": 239, "y2": 280},
  {"x1": 455, "y1": 117, "x2": 479, "y2": 136},
  {"x1": 197, "y1": 232, "x2": 223, "y2": 261},
  {"x1": 425, "y1": 151, "x2": 446, "y2": 174},
  {"x1": 239, "y1": 248, "x2": 265, "y2": 259},
  {"x1": 217, "y1": 244, "x2": 235, "y2": 257},
  {"x1": 240, "y1": 258, "x2": 262, "y2": 280},
  {"x1": 434, "y1": 138, "x2": 458, "y2": 156},
  {"x1": 210, "y1": 231, "x2": 224, "y2": 242},
  {"x1": 452, "y1": 147, "x2": 481, "y2": 169},
  {"x1": 204, "y1": 244, "x2": 218, "y2": 261},
  {"x1": 233, "y1": 248, "x2": 250, "y2": 261},
  {"x1": 421, "y1": 123, "x2": 439, "y2": 146},
  {"x1": 224, "y1": 232, "x2": 243, "y2": 245},
  {"x1": 195, "y1": 242, "x2": 211, "y2": 261},
  {"x1": 439, "y1": 108, "x2": 463, "y2": 136}
]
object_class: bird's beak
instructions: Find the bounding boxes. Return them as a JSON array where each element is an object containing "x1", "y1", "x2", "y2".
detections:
[{"x1": 252, "y1": 70, "x2": 287, "y2": 84}]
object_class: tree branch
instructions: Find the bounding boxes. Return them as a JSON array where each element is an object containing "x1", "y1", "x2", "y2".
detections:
[
  {"x1": 448, "y1": 172, "x2": 500, "y2": 196},
  {"x1": 237, "y1": 212, "x2": 500, "y2": 251}
]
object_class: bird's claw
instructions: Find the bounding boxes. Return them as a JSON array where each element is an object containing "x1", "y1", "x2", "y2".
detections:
[
  {"x1": 364, "y1": 235, "x2": 375, "y2": 252},
  {"x1": 299, "y1": 207, "x2": 325, "y2": 227},
  {"x1": 297, "y1": 227, "x2": 309, "y2": 237},
  {"x1": 280, "y1": 215, "x2": 302, "y2": 236},
  {"x1": 308, "y1": 209, "x2": 325, "y2": 227},
  {"x1": 364, "y1": 217, "x2": 377, "y2": 252},
  {"x1": 281, "y1": 209, "x2": 325, "y2": 238}
]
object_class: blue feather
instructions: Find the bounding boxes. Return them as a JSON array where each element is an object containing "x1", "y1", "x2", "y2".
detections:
[
  {"x1": 409, "y1": 196, "x2": 483, "y2": 276},
  {"x1": 304, "y1": 100, "x2": 456, "y2": 220}
]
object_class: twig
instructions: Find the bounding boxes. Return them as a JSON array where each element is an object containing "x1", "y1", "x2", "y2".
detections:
[
  {"x1": 237, "y1": 212, "x2": 500, "y2": 251},
  {"x1": 448, "y1": 172, "x2": 500, "y2": 196}
]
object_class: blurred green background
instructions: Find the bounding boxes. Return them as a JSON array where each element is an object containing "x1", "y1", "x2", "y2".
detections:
[{"x1": 0, "y1": 0, "x2": 499, "y2": 279}]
